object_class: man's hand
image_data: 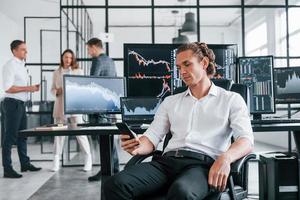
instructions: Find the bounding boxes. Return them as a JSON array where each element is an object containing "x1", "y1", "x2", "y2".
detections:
[
  {"x1": 56, "y1": 87, "x2": 63, "y2": 96},
  {"x1": 120, "y1": 135, "x2": 154, "y2": 156},
  {"x1": 208, "y1": 154, "x2": 231, "y2": 192},
  {"x1": 6, "y1": 84, "x2": 40, "y2": 94},
  {"x1": 121, "y1": 134, "x2": 140, "y2": 155},
  {"x1": 29, "y1": 84, "x2": 40, "y2": 92},
  {"x1": 208, "y1": 138, "x2": 253, "y2": 192}
]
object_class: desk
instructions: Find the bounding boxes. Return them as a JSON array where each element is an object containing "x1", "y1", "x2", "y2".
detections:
[
  {"x1": 252, "y1": 122, "x2": 300, "y2": 153},
  {"x1": 20, "y1": 123, "x2": 300, "y2": 176},
  {"x1": 20, "y1": 125, "x2": 146, "y2": 176}
]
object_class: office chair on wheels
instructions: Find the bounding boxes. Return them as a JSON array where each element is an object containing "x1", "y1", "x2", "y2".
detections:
[
  {"x1": 124, "y1": 83, "x2": 255, "y2": 200},
  {"x1": 125, "y1": 133, "x2": 255, "y2": 200}
]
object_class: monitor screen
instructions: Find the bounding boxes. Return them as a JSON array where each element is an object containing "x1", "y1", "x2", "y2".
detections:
[
  {"x1": 274, "y1": 67, "x2": 300, "y2": 104},
  {"x1": 208, "y1": 44, "x2": 238, "y2": 81},
  {"x1": 63, "y1": 75, "x2": 126, "y2": 114},
  {"x1": 121, "y1": 97, "x2": 161, "y2": 123},
  {"x1": 124, "y1": 44, "x2": 180, "y2": 99},
  {"x1": 238, "y1": 56, "x2": 275, "y2": 114}
]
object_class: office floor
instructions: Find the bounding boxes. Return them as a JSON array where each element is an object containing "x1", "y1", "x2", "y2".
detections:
[{"x1": 0, "y1": 140, "x2": 286, "y2": 200}]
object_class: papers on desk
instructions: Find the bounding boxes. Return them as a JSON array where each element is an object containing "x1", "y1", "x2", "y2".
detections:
[{"x1": 34, "y1": 124, "x2": 68, "y2": 131}]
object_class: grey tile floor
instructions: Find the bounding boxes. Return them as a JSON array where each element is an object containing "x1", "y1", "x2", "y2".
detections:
[
  {"x1": 0, "y1": 139, "x2": 286, "y2": 200},
  {"x1": 29, "y1": 167, "x2": 101, "y2": 200}
]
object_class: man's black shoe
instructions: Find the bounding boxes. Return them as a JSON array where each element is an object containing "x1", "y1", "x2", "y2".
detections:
[
  {"x1": 21, "y1": 164, "x2": 42, "y2": 172},
  {"x1": 88, "y1": 169, "x2": 119, "y2": 182},
  {"x1": 4, "y1": 169, "x2": 23, "y2": 178},
  {"x1": 88, "y1": 171, "x2": 101, "y2": 182}
]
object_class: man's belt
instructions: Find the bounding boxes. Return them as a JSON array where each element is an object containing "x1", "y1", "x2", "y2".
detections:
[{"x1": 163, "y1": 149, "x2": 215, "y2": 165}]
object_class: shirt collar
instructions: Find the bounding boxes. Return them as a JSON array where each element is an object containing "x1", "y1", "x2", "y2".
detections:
[
  {"x1": 12, "y1": 56, "x2": 25, "y2": 65},
  {"x1": 209, "y1": 82, "x2": 218, "y2": 96},
  {"x1": 184, "y1": 82, "x2": 218, "y2": 97}
]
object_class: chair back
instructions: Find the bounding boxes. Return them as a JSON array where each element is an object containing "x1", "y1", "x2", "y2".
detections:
[
  {"x1": 230, "y1": 83, "x2": 248, "y2": 104},
  {"x1": 211, "y1": 79, "x2": 232, "y2": 90}
]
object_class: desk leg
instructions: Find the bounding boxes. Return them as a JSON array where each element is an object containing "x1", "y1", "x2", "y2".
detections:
[
  {"x1": 288, "y1": 131, "x2": 292, "y2": 153},
  {"x1": 294, "y1": 131, "x2": 300, "y2": 200},
  {"x1": 99, "y1": 135, "x2": 114, "y2": 176},
  {"x1": 293, "y1": 131, "x2": 300, "y2": 153},
  {"x1": 101, "y1": 175, "x2": 110, "y2": 200}
]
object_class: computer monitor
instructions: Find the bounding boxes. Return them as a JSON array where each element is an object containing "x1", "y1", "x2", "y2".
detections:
[
  {"x1": 124, "y1": 44, "x2": 180, "y2": 99},
  {"x1": 208, "y1": 44, "x2": 238, "y2": 82},
  {"x1": 63, "y1": 75, "x2": 126, "y2": 114},
  {"x1": 274, "y1": 67, "x2": 300, "y2": 104},
  {"x1": 120, "y1": 97, "x2": 162, "y2": 124},
  {"x1": 238, "y1": 56, "x2": 275, "y2": 115}
]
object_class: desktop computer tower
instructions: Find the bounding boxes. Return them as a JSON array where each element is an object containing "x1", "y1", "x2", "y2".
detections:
[{"x1": 259, "y1": 153, "x2": 299, "y2": 200}]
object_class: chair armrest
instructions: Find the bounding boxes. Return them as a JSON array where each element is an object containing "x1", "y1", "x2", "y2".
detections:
[
  {"x1": 231, "y1": 153, "x2": 256, "y2": 174},
  {"x1": 124, "y1": 150, "x2": 163, "y2": 170}
]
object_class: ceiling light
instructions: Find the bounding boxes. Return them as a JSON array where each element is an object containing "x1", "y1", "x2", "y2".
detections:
[{"x1": 181, "y1": 12, "x2": 197, "y2": 35}]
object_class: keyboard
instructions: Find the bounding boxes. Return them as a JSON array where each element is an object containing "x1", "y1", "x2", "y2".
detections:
[
  {"x1": 128, "y1": 123, "x2": 150, "y2": 129},
  {"x1": 128, "y1": 124, "x2": 142, "y2": 128},
  {"x1": 251, "y1": 118, "x2": 300, "y2": 124}
]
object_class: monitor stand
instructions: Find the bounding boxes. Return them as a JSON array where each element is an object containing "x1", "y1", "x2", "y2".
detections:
[{"x1": 253, "y1": 114, "x2": 262, "y2": 120}]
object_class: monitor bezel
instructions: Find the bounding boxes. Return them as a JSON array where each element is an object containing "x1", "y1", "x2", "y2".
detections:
[
  {"x1": 274, "y1": 66, "x2": 300, "y2": 104},
  {"x1": 63, "y1": 75, "x2": 127, "y2": 115},
  {"x1": 238, "y1": 55, "x2": 276, "y2": 114}
]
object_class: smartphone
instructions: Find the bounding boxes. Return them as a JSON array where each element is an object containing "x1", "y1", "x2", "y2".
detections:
[{"x1": 115, "y1": 122, "x2": 138, "y2": 139}]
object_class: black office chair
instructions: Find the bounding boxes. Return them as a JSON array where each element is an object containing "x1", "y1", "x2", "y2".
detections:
[
  {"x1": 230, "y1": 83, "x2": 248, "y2": 104},
  {"x1": 211, "y1": 79, "x2": 232, "y2": 90},
  {"x1": 125, "y1": 84, "x2": 255, "y2": 200},
  {"x1": 125, "y1": 136, "x2": 255, "y2": 200},
  {"x1": 173, "y1": 79, "x2": 232, "y2": 95}
]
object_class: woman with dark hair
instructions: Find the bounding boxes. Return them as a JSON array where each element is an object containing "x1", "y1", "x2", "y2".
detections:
[{"x1": 51, "y1": 49, "x2": 92, "y2": 172}]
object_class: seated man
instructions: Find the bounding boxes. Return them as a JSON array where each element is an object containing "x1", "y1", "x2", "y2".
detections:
[{"x1": 104, "y1": 42, "x2": 253, "y2": 200}]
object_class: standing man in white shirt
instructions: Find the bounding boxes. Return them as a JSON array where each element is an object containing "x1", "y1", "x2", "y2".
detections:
[
  {"x1": 103, "y1": 42, "x2": 254, "y2": 199},
  {"x1": 2, "y1": 40, "x2": 41, "y2": 178}
]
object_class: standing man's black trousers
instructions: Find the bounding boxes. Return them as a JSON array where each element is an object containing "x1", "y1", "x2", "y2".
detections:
[
  {"x1": 104, "y1": 154, "x2": 215, "y2": 200},
  {"x1": 1, "y1": 98, "x2": 30, "y2": 171}
]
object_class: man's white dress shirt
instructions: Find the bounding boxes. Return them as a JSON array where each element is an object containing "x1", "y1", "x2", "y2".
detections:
[
  {"x1": 144, "y1": 83, "x2": 254, "y2": 160},
  {"x1": 2, "y1": 57, "x2": 28, "y2": 102}
]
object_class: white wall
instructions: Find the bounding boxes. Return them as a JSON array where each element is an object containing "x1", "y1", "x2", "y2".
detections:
[{"x1": 0, "y1": 12, "x2": 23, "y2": 99}]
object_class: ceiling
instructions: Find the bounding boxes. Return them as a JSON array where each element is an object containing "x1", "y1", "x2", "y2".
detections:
[
  {"x1": 81, "y1": 0, "x2": 242, "y2": 6},
  {"x1": 0, "y1": 0, "x2": 291, "y2": 35},
  {"x1": 0, "y1": 0, "x2": 59, "y2": 25}
]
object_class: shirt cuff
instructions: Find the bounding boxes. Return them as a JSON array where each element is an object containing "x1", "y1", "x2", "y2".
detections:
[
  {"x1": 235, "y1": 135, "x2": 254, "y2": 146},
  {"x1": 143, "y1": 129, "x2": 161, "y2": 149}
]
